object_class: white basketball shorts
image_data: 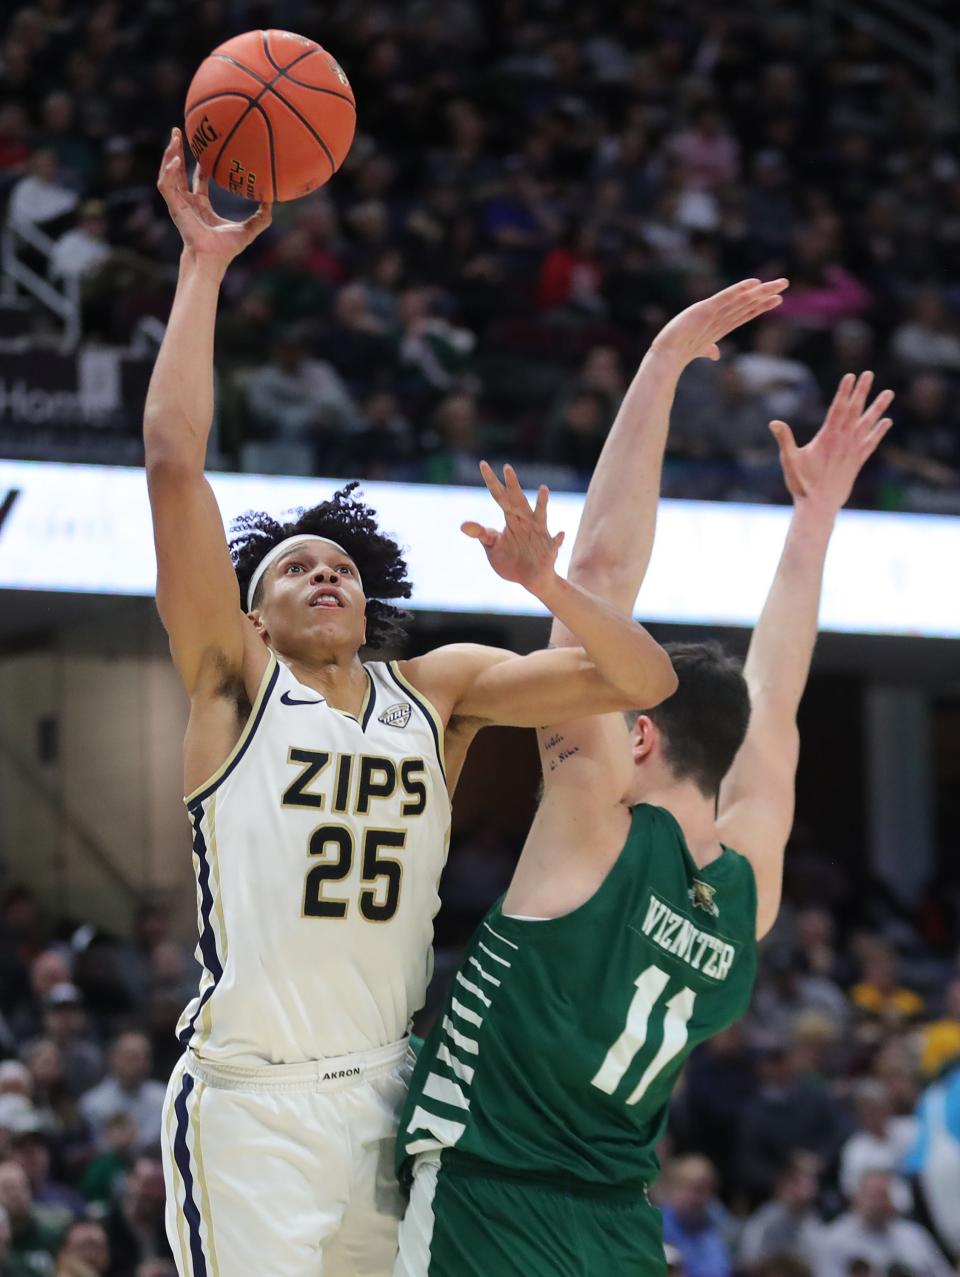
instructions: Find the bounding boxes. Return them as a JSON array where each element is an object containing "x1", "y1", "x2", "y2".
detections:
[{"x1": 161, "y1": 1040, "x2": 412, "y2": 1277}]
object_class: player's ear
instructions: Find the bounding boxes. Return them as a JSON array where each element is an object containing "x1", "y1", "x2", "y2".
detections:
[
  {"x1": 247, "y1": 609, "x2": 270, "y2": 644},
  {"x1": 631, "y1": 715, "x2": 656, "y2": 764}
]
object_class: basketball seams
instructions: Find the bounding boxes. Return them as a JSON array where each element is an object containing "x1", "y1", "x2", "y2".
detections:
[
  {"x1": 186, "y1": 90, "x2": 260, "y2": 112},
  {"x1": 261, "y1": 32, "x2": 355, "y2": 105},
  {"x1": 260, "y1": 88, "x2": 336, "y2": 176}
]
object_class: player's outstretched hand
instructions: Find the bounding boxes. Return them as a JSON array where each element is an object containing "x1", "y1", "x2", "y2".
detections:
[
  {"x1": 650, "y1": 277, "x2": 789, "y2": 366},
  {"x1": 462, "y1": 462, "x2": 564, "y2": 596},
  {"x1": 157, "y1": 128, "x2": 272, "y2": 265},
  {"x1": 770, "y1": 371, "x2": 894, "y2": 513}
]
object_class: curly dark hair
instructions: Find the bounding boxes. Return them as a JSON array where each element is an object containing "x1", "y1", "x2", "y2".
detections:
[{"x1": 229, "y1": 482, "x2": 412, "y2": 649}]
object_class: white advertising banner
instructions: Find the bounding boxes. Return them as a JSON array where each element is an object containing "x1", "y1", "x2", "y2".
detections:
[{"x1": 0, "y1": 460, "x2": 958, "y2": 638}]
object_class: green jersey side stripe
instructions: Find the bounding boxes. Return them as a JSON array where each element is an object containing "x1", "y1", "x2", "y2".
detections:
[
  {"x1": 442, "y1": 1015, "x2": 479, "y2": 1055},
  {"x1": 435, "y1": 1042, "x2": 475, "y2": 1084},
  {"x1": 450, "y1": 997, "x2": 483, "y2": 1028},
  {"x1": 455, "y1": 970, "x2": 492, "y2": 1007},
  {"x1": 423, "y1": 1071, "x2": 471, "y2": 1110},
  {"x1": 477, "y1": 941, "x2": 511, "y2": 968},
  {"x1": 468, "y1": 956, "x2": 501, "y2": 987},
  {"x1": 405, "y1": 1105, "x2": 465, "y2": 1148},
  {"x1": 482, "y1": 920, "x2": 519, "y2": 950}
]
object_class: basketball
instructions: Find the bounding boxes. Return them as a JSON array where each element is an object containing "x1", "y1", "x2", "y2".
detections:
[{"x1": 183, "y1": 29, "x2": 356, "y2": 203}]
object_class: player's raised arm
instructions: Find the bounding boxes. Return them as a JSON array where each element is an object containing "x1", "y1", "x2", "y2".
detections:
[
  {"x1": 145, "y1": 129, "x2": 272, "y2": 695},
  {"x1": 405, "y1": 463, "x2": 677, "y2": 729},
  {"x1": 560, "y1": 277, "x2": 789, "y2": 625},
  {"x1": 537, "y1": 279, "x2": 788, "y2": 804},
  {"x1": 717, "y1": 372, "x2": 894, "y2": 937}
]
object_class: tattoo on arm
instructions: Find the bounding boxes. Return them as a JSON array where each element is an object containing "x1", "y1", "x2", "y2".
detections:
[{"x1": 541, "y1": 731, "x2": 580, "y2": 772}]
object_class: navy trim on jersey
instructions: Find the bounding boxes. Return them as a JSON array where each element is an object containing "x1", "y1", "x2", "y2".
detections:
[
  {"x1": 385, "y1": 663, "x2": 446, "y2": 783},
  {"x1": 190, "y1": 660, "x2": 280, "y2": 805},
  {"x1": 178, "y1": 807, "x2": 223, "y2": 1047},
  {"x1": 360, "y1": 667, "x2": 378, "y2": 731},
  {"x1": 173, "y1": 1072, "x2": 208, "y2": 1276}
]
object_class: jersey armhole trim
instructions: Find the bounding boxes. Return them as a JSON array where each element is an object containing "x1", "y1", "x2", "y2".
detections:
[
  {"x1": 387, "y1": 660, "x2": 446, "y2": 783},
  {"x1": 183, "y1": 654, "x2": 280, "y2": 805}
]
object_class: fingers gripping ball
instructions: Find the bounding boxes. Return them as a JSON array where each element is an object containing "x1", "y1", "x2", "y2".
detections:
[{"x1": 184, "y1": 29, "x2": 356, "y2": 203}]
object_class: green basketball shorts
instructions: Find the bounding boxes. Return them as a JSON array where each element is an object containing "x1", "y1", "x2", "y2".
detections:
[{"x1": 393, "y1": 1152, "x2": 666, "y2": 1277}]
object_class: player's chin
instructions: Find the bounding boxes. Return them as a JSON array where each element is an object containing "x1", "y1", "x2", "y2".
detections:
[{"x1": 305, "y1": 608, "x2": 361, "y2": 642}]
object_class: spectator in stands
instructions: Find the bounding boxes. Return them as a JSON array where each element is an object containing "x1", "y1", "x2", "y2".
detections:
[
  {"x1": 883, "y1": 373, "x2": 960, "y2": 498},
  {"x1": 904, "y1": 1056, "x2": 960, "y2": 1261},
  {"x1": 891, "y1": 287, "x2": 960, "y2": 374},
  {"x1": 670, "y1": 361, "x2": 775, "y2": 469},
  {"x1": 35, "y1": 985, "x2": 104, "y2": 1096},
  {"x1": 813, "y1": 318, "x2": 884, "y2": 403},
  {"x1": 79, "y1": 1113, "x2": 137, "y2": 1211},
  {"x1": 6, "y1": 148, "x2": 78, "y2": 234},
  {"x1": 794, "y1": 907, "x2": 853, "y2": 986},
  {"x1": 839, "y1": 1080, "x2": 915, "y2": 1211},
  {"x1": 50, "y1": 201, "x2": 111, "y2": 283},
  {"x1": 677, "y1": 1024, "x2": 757, "y2": 1188},
  {"x1": 54, "y1": 1217, "x2": 110, "y2": 1276},
  {"x1": 102, "y1": 1156, "x2": 172, "y2": 1274},
  {"x1": 396, "y1": 287, "x2": 476, "y2": 404},
  {"x1": 480, "y1": 159, "x2": 561, "y2": 276},
  {"x1": 777, "y1": 229, "x2": 871, "y2": 331},
  {"x1": 0, "y1": 1062, "x2": 31, "y2": 1102},
  {"x1": 737, "y1": 1151, "x2": 824, "y2": 1271},
  {"x1": 245, "y1": 328, "x2": 360, "y2": 441},
  {"x1": 0, "y1": 102, "x2": 32, "y2": 176},
  {"x1": 78, "y1": 1034, "x2": 164, "y2": 1155},
  {"x1": 322, "y1": 282, "x2": 395, "y2": 389},
  {"x1": 746, "y1": 946, "x2": 850, "y2": 1050},
  {"x1": 252, "y1": 228, "x2": 335, "y2": 327},
  {"x1": 733, "y1": 323, "x2": 821, "y2": 427},
  {"x1": 9, "y1": 1113, "x2": 84, "y2": 1222},
  {"x1": 10, "y1": 952, "x2": 71, "y2": 1043},
  {"x1": 736, "y1": 1042, "x2": 851, "y2": 1204},
  {"x1": 816, "y1": 1169, "x2": 952, "y2": 1277},
  {"x1": 668, "y1": 105, "x2": 741, "y2": 194},
  {"x1": 0, "y1": 1157, "x2": 63, "y2": 1274},
  {"x1": 659, "y1": 1155, "x2": 733, "y2": 1277},
  {"x1": 851, "y1": 941, "x2": 925, "y2": 1029},
  {"x1": 919, "y1": 976, "x2": 960, "y2": 1082},
  {"x1": 422, "y1": 392, "x2": 485, "y2": 486},
  {"x1": 38, "y1": 92, "x2": 95, "y2": 191},
  {"x1": 552, "y1": 388, "x2": 609, "y2": 476},
  {"x1": 537, "y1": 222, "x2": 605, "y2": 315}
]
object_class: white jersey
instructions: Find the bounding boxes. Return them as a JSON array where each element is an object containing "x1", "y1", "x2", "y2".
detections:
[{"x1": 177, "y1": 653, "x2": 451, "y2": 1065}]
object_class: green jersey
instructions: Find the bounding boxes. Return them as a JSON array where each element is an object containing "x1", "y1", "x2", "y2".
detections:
[{"x1": 398, "y1": 803, "x2": 757, "y2": 1190}]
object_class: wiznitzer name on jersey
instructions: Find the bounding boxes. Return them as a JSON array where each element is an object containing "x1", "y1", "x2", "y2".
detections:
[{"x1": 640, "y1": 892, "x2": 735, "y2": 981}]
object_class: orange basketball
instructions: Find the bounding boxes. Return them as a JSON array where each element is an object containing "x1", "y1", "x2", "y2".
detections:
[{"x1": 184, "y1": 29, "x2": 356, "y2": 203}]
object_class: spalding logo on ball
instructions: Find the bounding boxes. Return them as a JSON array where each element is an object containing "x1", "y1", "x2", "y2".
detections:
[{"x1": 184, "y1": 29, "x2": 356, "y2": 203}]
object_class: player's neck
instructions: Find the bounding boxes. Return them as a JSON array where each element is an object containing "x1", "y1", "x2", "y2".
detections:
[
  {"x1": 283, "y1": 650, "x2": 368, "y2": 713},
  {"x1": 633, "y1": 779, "x2": 724, "y2": 869}
]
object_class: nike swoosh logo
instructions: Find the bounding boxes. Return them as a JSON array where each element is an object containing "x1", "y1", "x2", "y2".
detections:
[{"x1": 280, "y1": 691, "x2": 324, "y2": 707}]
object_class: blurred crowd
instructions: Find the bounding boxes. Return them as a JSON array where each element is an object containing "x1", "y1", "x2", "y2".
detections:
[
  {"x1": 1, "y1": 821, "x2": 960, "y2": 1276},
  {"x1": 1, "y1": 0, "x2": 960, "y2": 508}
]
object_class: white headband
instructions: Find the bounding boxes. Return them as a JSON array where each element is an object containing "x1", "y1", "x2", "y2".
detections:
[{"x1": 246, "y1": 535, "x2": 358, "y2": 610}]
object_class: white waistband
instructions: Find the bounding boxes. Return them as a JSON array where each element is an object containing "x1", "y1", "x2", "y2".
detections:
[{"x1": 184, "y1": 1038, "x2": 409, "y2": 1094}]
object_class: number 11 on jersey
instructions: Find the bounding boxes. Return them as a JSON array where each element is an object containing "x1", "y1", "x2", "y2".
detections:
[{"x1": 591, "y1": 964, "x2": 697, "y2": 1106}]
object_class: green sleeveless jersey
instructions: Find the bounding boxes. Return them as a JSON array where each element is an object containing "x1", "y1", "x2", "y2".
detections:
[{"x1": 398, "y1": 803, "x2": 757, "y2": 1189}]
